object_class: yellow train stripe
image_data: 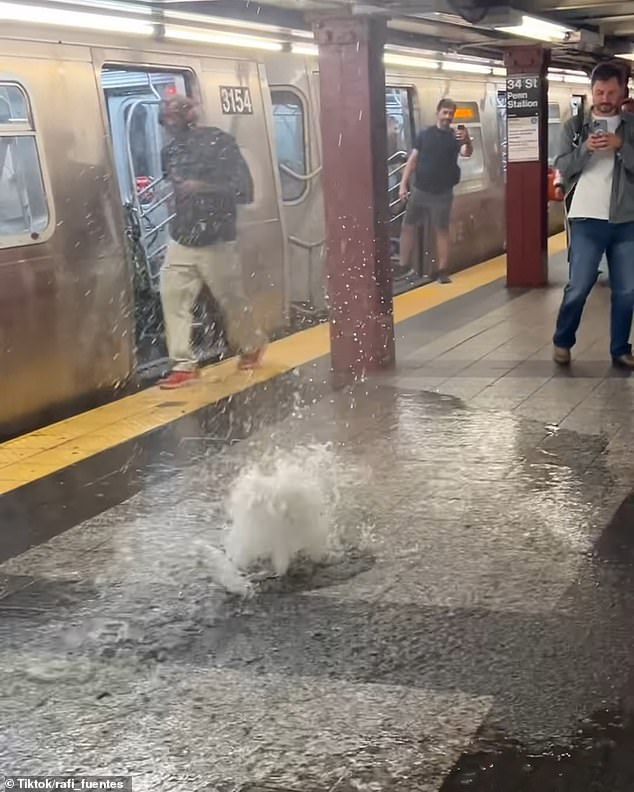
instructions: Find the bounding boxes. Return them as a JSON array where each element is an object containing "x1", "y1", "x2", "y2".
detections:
[{"x1": 0, "y1": 233, "x2": 567, "y2": 494}]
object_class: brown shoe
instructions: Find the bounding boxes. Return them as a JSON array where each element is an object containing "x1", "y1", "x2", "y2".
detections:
[
  {"x1": 612, "y1": 353, "x2": 634, "y2": 369},
  {"x1": 553, "y1": 346, "x2": 571, "y2": 365}
]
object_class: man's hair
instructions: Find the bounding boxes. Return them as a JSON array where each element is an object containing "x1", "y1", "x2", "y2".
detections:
[
  {"x1": 591, "y1": 62, "x2": 626, "y2": 86},
  {"x1": 158, "y1": 94, "x2": 198, "y2": 126},
  {"x1": 437, "y1": 98, "x2": 457, "y2": 113}
]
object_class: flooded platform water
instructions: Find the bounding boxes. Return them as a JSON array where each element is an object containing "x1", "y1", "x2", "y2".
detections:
[
  {"x1": 2, "y1": 246, "x2": 634, "y2": 792},
  {"x1": 2, "y1": 363, "x2": 634, "y2": 790}
]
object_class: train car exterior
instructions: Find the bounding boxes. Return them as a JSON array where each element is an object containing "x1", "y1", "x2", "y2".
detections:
[
  {"x1": 263, "y1": 51, "x2": 590, "y2": 311},
  {"x1": 0, "y1": 17, "x2": 590, "y2": 434},
  {"x1": 0, "y1": 23, "x2": 287, "y2": 435}
]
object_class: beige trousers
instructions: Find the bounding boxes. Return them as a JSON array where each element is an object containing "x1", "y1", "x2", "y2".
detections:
[{"x1": 160, "y1": 239, "x2": 265, "y2": 371}]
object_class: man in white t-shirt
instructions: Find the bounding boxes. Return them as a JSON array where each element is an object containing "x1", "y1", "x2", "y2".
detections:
[{"x1": 553, "y1": 62, "x2": 634, "y2": 367}]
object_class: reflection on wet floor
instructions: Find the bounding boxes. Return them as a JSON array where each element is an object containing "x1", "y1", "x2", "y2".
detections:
[
  {"x1": 1, "y1": 380, "x2": 634, "y2": 789},
  {"x1": 442, "y1": 709, "x2": 634, "y2": 791}
]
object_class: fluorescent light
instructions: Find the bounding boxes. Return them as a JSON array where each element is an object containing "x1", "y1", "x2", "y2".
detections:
[
  {"x1": 165, "y1": 26, "x2": 283, "y2": 52},
  {"x1": 497, "y1": 14, "x2": 573, "y2": 43},
  {"x1": 563, "y1": 75, "x2": 590, "y2": 84},
  {"x1": 548, "y1": 69, "x2": 565, "y2": 82},
  {"x1": 0, "y1": 1, "x2": 152, "y2": 34},
  {"x1": 442, "y1": 61, "x2": 491, "y2": 75},
  {"x1": 616, "y1": 53, "x2": 634, "y2": 62},
  {"x1": 291, "y1": 42, "x2": 318, "y2": 57},
  {"x1": 492, "y1": 67, "x2": 506, "y2": 77},
  {"x1": 384, "y1": 53, "x2": 439, "y2": 70}
]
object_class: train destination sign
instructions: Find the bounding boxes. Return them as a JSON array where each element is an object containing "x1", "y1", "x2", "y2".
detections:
[{"x1": 506, "y1": 75, "x2": 541, "y2": 163}]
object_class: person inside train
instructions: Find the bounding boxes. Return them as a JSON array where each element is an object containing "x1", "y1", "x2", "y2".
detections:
[
  {"x1": 157, "y1": 94, "x2": 267, "y2": 389},
  {"x1": 553, "y1": 61, "x2": 634, "y2": 368},
  {"x1": 398, "y1": 98, "x2": 472, "y2": 284}
]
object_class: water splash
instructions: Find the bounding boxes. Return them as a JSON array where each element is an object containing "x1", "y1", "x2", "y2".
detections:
[{"x1": 223, "y1": 443, "x2": 356, "y2": 576}]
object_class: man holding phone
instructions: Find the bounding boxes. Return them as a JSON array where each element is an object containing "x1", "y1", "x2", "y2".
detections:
[
  {"x1": 553, "y1": 61, "x2": 634, "y2": 367},
  {"x1": 398, "y1": 98, "x2": 473, "y2": 284}
]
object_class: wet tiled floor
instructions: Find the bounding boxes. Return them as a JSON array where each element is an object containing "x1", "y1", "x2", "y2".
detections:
[{"x1": 2, "y1": 257, "x2": 634, "y2": 789}]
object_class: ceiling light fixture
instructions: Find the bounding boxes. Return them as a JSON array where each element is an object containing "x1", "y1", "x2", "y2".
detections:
[
  {"x1": 291, "y1": 42, "x2": 318, "y2": 57},
  {"x1": 383, "y1": 53, "x2": 439, "y2": 70},
  {"x1": 497, "y1": 14, "x2": 573, "y2": 43},
  {"x1": 442, "y1": 61, "x2": 492, "y2": 75},
  {"x1": 563, "y1": 74, "x2": 590, "y2": 84},
  {"x1": 165, "y1": 26, "x2": 283, "y2": 52},
  {"x1": 0, "y1": 0, "x2": 153, "y2": 34}
]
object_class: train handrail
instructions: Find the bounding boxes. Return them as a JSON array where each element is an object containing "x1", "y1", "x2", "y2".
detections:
[
  {"x1": 387, "y1": 150, "x2": 408, "y2": 163},
  {"x1": 388, "y1": 160, "x2": 407, "y2": 180},
  {"x1": 123, "y1": 96, "x2": 164, "y2": 292},
  {"x1": 288, "y1": 235, "x2": 325, "y2": 250},
  {"x1": 137, "y1": 173, "x2": 167, "y2": 200},
  {"x1": 279, "y1": 162, "x2": 322, "y2": 182},
  {"x1": 140, "y1": 189, "x2": 173, "y2": 219}
]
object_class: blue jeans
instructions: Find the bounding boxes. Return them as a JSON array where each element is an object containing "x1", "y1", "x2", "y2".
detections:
[{"x1": 553, "y1": 219, "x2": 634, "y2": 358}]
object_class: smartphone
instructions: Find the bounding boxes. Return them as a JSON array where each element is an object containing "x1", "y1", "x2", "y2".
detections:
[
  {"x1": 456, "y1": 124, "x2": 466, "y2": 131},
  {"x1": 592, "y1": 119, "x2": 608, "y2": 134}
]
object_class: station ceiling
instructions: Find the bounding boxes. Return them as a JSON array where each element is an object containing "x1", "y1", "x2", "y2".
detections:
[{"x1": 141, "y1": 0, "x2": 634, "y2": 70}]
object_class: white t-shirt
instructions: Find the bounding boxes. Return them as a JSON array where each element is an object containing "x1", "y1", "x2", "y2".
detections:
[{"x1": 568, "y1": 114, "x2": 620, "y2": 220}]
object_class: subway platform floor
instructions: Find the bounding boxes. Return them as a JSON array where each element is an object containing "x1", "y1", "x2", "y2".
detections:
[{"x1": 2, "y1": 247, "x2": 634, "y2": 790}]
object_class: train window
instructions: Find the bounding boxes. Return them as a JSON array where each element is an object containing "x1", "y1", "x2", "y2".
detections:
[
  {"x1": 0, "y1": 84, "x2": 29, "y2": 124},
  {"x1": 458, "y1": 127, "x2": 485, "y2": 182},
  {"x1": 0, "y1": 83, "x2": 50, "y2": 245},
  {"x1": 454, "y1": 102, "x2": 481, "y2": 123},
  {"x1": 271, "y1": 89, "x2": 307, "y2": 202},
  {"x1": 385, "y1": 87, "x2": 414, "y2": 156},
  {"x1": 453, "y1": 102, "x2": 486, "y2": 187}
]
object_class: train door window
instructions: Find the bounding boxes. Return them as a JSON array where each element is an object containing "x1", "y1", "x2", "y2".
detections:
[
  {"x1": 0, "y1": 83, "x2": 50, "y2": 246},
  {"x1": 101, "y1": 68, "x2": 191, "y2": 205},
  {"x1": 385, "y1": 87, "x2": 414, "y2": 157},
  {"x1": 570, "y1": 94, "x2": 585, "y2": 119},
  {"x1": 547, "y1": 103, "x2": 562, "y2": 165},
  {"x1": 453, "y1": 102, "x2": 486, "y2": 187},
  {"x1": 271, "y1": 89, "x2": 307, "y2": 202}
]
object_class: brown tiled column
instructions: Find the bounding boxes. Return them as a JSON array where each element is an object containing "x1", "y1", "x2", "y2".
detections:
[
  {"x1": 504, "y1": 45, "x2": 551, "y2": 287},
  {"x1": 313, "y1": 13, "x2": 395, "y2": 384}
]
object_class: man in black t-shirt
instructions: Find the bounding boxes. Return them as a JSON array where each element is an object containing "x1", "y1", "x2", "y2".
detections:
[
  {"x1": 398, "y1": 98, "x2": 472, "y2": 283},
  {"x1": 157, "y1": 95, "x2": 266, "y2": 389}
]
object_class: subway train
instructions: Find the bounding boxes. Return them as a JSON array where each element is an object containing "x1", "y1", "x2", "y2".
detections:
[{"x1": 0, "y1": 14, "x2": 591, "y2": 435}]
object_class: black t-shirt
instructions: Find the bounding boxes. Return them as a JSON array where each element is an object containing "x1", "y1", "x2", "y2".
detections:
[
  {"x1": 414, "y1": 125, "x2": 462, "y2": 194},
  {"x1": 161, "y1": 126, "x2": 246, "y2": 247}
]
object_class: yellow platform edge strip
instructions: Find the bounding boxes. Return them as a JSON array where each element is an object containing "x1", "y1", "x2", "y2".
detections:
[{"x1": 0, "y1": 234, "x2": 566, "y2": 494}]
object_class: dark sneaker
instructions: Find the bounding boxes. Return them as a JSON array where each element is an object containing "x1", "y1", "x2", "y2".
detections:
[
  {"x1": 553, "y1": 346, "x2": 571, "y2": 365},
  {"x1": 159, "y1": 370, "x2": 200, "y2": 389},
  {"x1": 237, "y1": 346, "x2": 267, "y2": 371},
  {"x1": 438, "y1": 273, "x2": 452, "y2": 284},
  {"x1": 613, "y1": 353, "x2": 634, "y2": 369}
]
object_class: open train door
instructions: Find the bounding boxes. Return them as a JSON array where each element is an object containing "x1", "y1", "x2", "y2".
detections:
[{"x1": 101, "y1": 68, "x2": 226, "y2": 379}]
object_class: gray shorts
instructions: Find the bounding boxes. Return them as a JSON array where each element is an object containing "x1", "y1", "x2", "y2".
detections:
[{"x1": 404, "y1": 187, "x2": 453, "y2": 230}]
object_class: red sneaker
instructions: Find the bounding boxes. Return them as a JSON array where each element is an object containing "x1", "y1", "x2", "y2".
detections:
[
  {"x1": 237, "y1": 347, "x2": 267, "y2": 371},
  {"x1": 159, "y1": 370, "x2": 200, "y2": 389}
]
